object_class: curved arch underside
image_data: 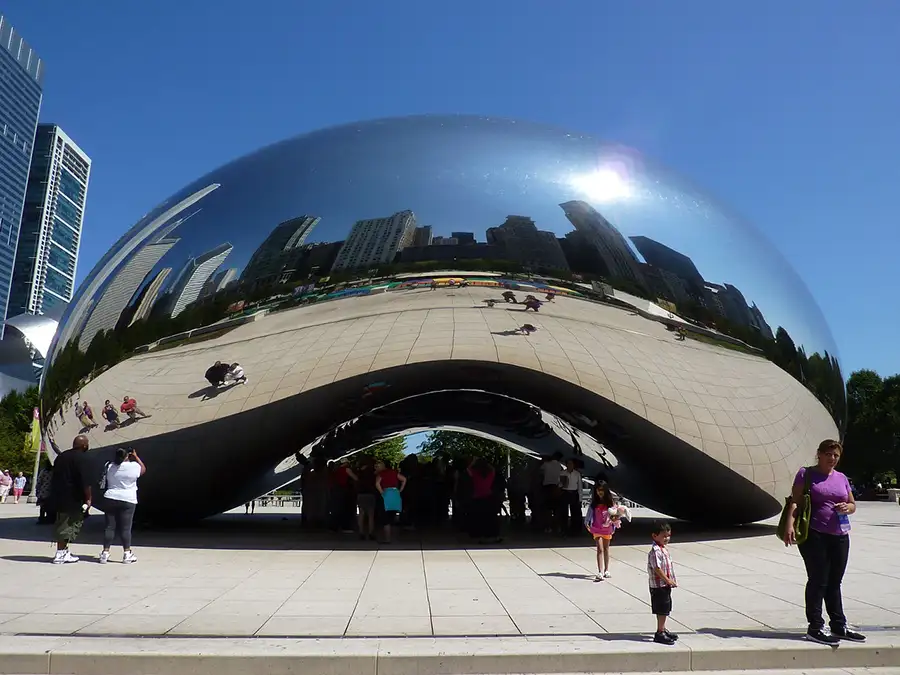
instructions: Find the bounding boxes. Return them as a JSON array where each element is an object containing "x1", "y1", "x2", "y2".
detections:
[{"x1": 51, "y1": 290, "x2": 838, "y2": 525}]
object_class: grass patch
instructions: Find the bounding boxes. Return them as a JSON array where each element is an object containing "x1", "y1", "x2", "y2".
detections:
[
  {"x1": 150, "y1": 325, "x2": 240, "y2": 353},
  {"x1": 684, "y1": 332, "x2": 759, "y2": 355}
]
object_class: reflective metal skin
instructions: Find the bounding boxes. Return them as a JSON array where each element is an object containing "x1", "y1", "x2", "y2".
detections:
[{"x1": 40, "y1": 115, "x2": 845, "y2": 525}]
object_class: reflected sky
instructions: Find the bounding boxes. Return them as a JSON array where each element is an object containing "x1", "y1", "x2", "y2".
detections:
[{"x1": 57, "y1": 114, "x2": 838, "y2": 363}]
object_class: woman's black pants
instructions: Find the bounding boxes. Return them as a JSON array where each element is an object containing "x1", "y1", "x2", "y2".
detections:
[
  {"x1": 798, "y1": 529, "x2": 849, "y2": 631},
  {"x1": 469, "y1": 497, "x2": 499, "y2": 539},
  {"x1": 103, "y1": 499, "x2": 137, "y2": 550}
]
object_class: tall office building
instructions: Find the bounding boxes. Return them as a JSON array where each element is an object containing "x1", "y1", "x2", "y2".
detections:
[
  {"x1": 199, "y1": 267, "x2": 237, "y2": 300},
  {"x1": 10, "y1": 125, "x2": 90, "y2": 320},
  {"x1": 451, "y1": 231, "x2": 476, "y2": 245},
  {"x1": 78, "y1": 222, "x2": 181, "y2": 351},
  {"x1": 54, "y1": 182, "x2": 220, "y2": 353},
  {"x1": 559, "y1": 201, "x2": 645, "y2": 288},
  {"x1": 166, "y1": 242, "x2": 232, "y2": 318},
  {"x1": 332, "y1": 210, "x2": 416, "y2": 271},
  {"x1": 128, "y1": 267, "x2": 171, "y2": 326},
  {"x1": 412, "y1": 226, "x2": 433, "y2": 247},
  {"x1": 0, "y1": 16, "x2": 44, "y2": 335},
  {"x1": 241, "y1": 215, "x2": 319, "y2": 285},
  {"x1": 486, "y1": 216, "x2": 569, "y2": 271},
  {"x1": 629, "y1": 235, "x2": 705, "y2": 294}
]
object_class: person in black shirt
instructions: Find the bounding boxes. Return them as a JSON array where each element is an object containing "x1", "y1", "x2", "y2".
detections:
[{"x1": 50, "y1": 435, "x2": 91, "y2": 564}]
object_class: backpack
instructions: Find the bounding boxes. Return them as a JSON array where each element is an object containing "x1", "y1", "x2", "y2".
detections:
[{"x1": 98, "y1": 461, "x2": 112, "y2": 492}]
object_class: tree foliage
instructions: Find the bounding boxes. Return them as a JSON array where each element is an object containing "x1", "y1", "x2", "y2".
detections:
[
  {"x1": 842, "y1": 369, "x2": 900, "y2": 485},
  {"x1": 0, "y1": 386, "x2": 40, "y2": 477},
  {"x1": 417, "y1": 430, "x2": 528, "y2": 472},
  {"x1": 364, "y1": 437, "x2": 407, "y2": 468}
]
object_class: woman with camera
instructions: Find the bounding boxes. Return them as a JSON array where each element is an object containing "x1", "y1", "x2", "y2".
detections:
[{"x1": 100, "y1": 448, "x2": 146, "y2": 564}]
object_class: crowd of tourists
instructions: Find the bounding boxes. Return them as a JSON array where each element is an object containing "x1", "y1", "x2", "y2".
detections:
[{"x1": 293, "y1": 451, "x2": 603, "y2": 544}]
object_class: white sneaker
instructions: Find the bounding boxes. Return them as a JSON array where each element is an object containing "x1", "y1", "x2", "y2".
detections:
[
  {"x1": 123, "y1": 551, "x2": 137, "y2": 564},
  {"x1": 603, "y1": 570, "x2": 611, "y2": 579},
  {"x1": 52, "y1": 550, "x2": 79, "y2": 564},
  {"x1": 99, "y1": 551, "x2": 110, "y2": 564}
]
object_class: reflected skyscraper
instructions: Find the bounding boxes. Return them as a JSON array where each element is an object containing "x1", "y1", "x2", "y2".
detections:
[
  {"x1": 166, "y1": 243, "x2": 232, "y2": 317},
  {"x1": 79, "y1": 223, "x2": 181, "y2": 351},
  {"x1": 332, "y1": 210, "x2": 416, "y2": 271},
  {"x1": 412, "y1": 226, "x2": 433, "y2": 247},
  {"x1": 53, "y1": 183, "x2": 220, "y2": 353},
  {"x1": 129, "y1": 267, "x2": 171, "y2": 326},
  {"x1": 0, "y1": 15, "x2": 44, "y2": 335},
  {"x1": 241, "y1": 216, "x2": 320, "y2": 285},
  {"x1": 199, "y1": 268, "x2": 237, "y2": 299},
  {"x1": 10, "y1": 125, "x2": 90, "y2": 319},
  {"x1": 486, "y1": 216, "x2": 568, "y2": 271},
  {"x1": 629, "y1": 235, "x2": 705, "y2": 295},
  {"x1": 560, "y1": 201, "x2": 645, "y2": 287}
]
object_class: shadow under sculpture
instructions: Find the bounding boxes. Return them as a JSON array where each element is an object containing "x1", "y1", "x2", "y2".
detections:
[{"x1": 39, "y1": 115, "x2": 845, "y2": 525}]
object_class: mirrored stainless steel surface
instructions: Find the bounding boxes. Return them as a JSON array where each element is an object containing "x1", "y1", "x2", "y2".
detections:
[{"x1": 40, "y1": 115, "x2": 844, "y2": 524}]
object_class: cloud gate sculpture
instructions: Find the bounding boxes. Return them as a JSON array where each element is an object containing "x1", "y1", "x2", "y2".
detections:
[{"x1": 39, "y1": 115, "x2": 845, "y2": 525}]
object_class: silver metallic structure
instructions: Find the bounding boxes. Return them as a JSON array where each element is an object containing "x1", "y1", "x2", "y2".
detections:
[{"x1": 39, "y1": 115, "x2": 844, "y2": 525}]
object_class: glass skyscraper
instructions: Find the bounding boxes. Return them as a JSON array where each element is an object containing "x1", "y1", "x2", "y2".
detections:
[
  {"x1": 0, "y1": 15, "x2": 44, "y2": 335},
  {"x1": 10, "y1": 124, "x2": 91, "y2": 320}
]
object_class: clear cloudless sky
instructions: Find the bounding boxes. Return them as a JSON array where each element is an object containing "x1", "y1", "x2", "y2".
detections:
[{"x1": 4, "y1": 1, "x2": 899, "y2": 377}]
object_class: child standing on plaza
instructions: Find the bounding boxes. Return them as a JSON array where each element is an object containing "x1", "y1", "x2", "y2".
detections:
[
  {"x1": 648, "y1": 521, "x2": 678, "y2": 645},
  {"x1": 585, "y1": 481, "x2": 617, "y2": 581}
]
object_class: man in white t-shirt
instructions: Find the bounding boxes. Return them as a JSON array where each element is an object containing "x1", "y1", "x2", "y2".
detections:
[
  {"x1": 100, "y1": 448, "x2": 146, "y2": 564},
  {"x1": 540, "y1": 453, "x2": 564, "y2": 532},
  {"x1": 561, "y1": 459, "x2": 583, "y2": 534}
]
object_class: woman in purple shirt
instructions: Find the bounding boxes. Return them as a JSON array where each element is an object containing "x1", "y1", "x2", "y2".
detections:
[{"x1": 783, "y1": 439, "x2": 865, "y2": 646}]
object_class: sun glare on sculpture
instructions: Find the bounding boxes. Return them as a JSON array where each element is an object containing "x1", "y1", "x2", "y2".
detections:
[{"x1": 569, "y1": 166, "x2": 635, "y2": 204}]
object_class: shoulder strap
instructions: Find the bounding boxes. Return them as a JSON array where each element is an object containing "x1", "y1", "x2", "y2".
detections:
[{"x1": 803, "y1": 466, "x2": 813, "y2": 495}]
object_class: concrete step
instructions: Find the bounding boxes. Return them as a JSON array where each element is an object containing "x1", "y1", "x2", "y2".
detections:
[{"x1": 1, "y1": 633, "x2": 899, "y2": 675}]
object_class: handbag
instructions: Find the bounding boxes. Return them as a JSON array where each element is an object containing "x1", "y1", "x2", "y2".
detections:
[{"x1": 776, "y1": 466, "x2": 813, "y2": 545}]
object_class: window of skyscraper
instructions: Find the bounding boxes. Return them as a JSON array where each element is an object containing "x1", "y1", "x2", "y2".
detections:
[
  {"x1": 55, "y1": 197, "x2": 80, "y2": 225},
  {"x1": 51, "y1": 218, "x2": 78, "y2": 251},
  {"x1": 58, "y1": 169, "x2": 83, "y2": 203},
  {"x1": 44, "y1": 267, "x2": 70, "y2": 297}
]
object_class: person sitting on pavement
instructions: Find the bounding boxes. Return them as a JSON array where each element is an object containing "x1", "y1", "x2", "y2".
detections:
[
  {"x1": 205, "y1": 361, "x2": 230, "y2": 387},
  {"x1": 120, "y1": 396, "x2": 149, "y2": 421}
]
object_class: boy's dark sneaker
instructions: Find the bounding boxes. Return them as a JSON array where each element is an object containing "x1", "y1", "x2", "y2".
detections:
[
  {"x1": 664, "y1": 629, "x2": 679, "y2": 641},
  {"x1": 806, "y1": 628, "x2": 839, "y2": 645},
  {"x1": 832, "y1": 626, "x2": 866, "y2": 642},
  {"x1": 653, "y1": 631, "x2": 676, "y2": 645}
]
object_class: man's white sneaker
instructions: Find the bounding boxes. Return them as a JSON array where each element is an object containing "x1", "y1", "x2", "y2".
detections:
[
  {"x1": 52, "y1": 550, "x2": 79, "y2": 564},
  {"x1": 603, "y1": 570, "x2": 611, "y2": 579},
  {"x1": 123, "y1": 551, "x2": 137, "y2": 564},
  {"x1": 99, "y1": 551, "x2": 110, "y2": 564}
]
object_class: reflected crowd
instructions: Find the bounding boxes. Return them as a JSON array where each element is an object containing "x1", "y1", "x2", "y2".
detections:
[{"x1": 282, "y1": 451, "x2": 594, "y2": 545}]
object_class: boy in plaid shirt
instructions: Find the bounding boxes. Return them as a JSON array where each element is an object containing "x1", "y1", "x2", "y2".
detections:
[{"x1": 648, "y1": 521, "x2": 677, "y2": 645}]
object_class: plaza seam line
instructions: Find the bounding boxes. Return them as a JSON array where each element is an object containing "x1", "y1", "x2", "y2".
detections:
[
  {"x1": 465, "y1": 547, "x2": 518, "y2": 635},
  {"x1": 346, "y1": 548, "x2": 379, "y2": 637},
  {"x1": 421, "y1": 547, "x2": 435, "y2": 637}
]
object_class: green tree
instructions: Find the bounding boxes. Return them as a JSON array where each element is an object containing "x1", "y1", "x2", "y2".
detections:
[
  {"x1": 418, "y1": 430, "x2": 526, "y2": 472},
  {"x1": 0, "y1": 386, "x2": 40, "y2": 477},
  {"x1": 365, "y1": 437, "x2": 407, "y2": 468}
]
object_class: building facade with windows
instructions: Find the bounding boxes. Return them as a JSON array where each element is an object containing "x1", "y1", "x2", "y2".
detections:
[
  {"x1": 0, "y1": 15, "x2": 44, "y2": 332},
  {"x1": 10, "y1": 124, "x2": 90, "y2": 319},
  {"x1": 332, "y1": 210, "x2": 416, "y2": 271}
]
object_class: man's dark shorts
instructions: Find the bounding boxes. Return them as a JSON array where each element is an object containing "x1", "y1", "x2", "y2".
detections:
[
  {"x1": 650, "y1": 586, "x2": 673, "y2": 616},
  {"x1": 55, "y1": 510, "x2": 85, "y2": 542}
]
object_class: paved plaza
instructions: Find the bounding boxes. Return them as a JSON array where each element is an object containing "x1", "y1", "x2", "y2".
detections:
[
  {"x1": 1, "y1": 501, "x2": 899, "y2": 673},
  {"x1": 54, "y1": 286, "x2": 838, "y2": 508}
]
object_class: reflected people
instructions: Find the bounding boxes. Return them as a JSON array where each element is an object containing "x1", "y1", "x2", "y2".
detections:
[{"x1": 40, "y1": 115, "x2": 846, "y2": 526}]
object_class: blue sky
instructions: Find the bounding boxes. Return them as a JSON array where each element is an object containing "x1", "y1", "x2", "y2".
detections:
[{"x1": 5, "y1": 1, "x2": 899, "y2": 377}]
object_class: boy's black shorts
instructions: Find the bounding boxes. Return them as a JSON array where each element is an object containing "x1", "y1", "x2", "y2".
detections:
[{"x1": 649, "y1": 586, "x2": 672, "y2": 616}]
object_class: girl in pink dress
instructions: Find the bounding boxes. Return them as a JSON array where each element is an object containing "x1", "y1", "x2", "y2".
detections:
[{"x1": 586, "y1": 481, "x2": 617, "y2": 581}]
